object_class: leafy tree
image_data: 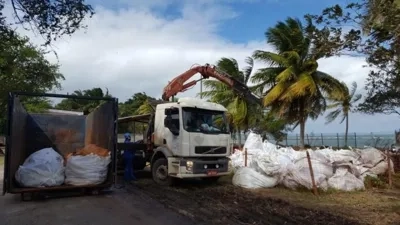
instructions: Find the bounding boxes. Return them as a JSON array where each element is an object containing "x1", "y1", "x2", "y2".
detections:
[
  {"x1": 325, "y1": 82, "x2": 362, "y2": 147},
  {"x1": 24, "y1": 98, "x2": 53, "y2": 113},
  {"x1": 118, "y1": 92, "x2": 156, "y2": 134},
  {"x1": 119, "y1": 92, "x2": 156, "y2": 117},
  {"x1": 305, "y1": 1, "x2": 400, "y2": 115},
  {"x1": 253, "y1": 17, "x2": 344, "y2": 149},
  {"x1": 0, "y1": 28, "x2": 63, "y2": 132},
  {"x1": 55, "y1": 87, "x2": 111, "y2": 114},
  {"x1": 0, "y1": 0, "x2": 94, "y2": 46}
]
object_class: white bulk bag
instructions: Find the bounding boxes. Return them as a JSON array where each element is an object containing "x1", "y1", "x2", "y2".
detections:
[
  {"x1": 65, "y1": 154, "x2": 111, "y2": 186},
  {"x1": 15, "y1": 147, "x2": 65, "y2": 187}
]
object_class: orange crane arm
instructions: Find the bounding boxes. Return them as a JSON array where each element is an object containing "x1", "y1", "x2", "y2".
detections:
[{"x1": 161, "y1": 64, "x2": 262, "y2": 106}]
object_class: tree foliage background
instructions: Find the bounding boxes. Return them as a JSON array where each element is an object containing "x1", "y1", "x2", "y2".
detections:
[{"x1": 306, "y1": 0, "x2": 400, "y2": 115}]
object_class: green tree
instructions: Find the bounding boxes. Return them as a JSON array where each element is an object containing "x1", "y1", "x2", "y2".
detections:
[
  {"x1": 24, "y1": 98, "x2": 53, "y2": 113},
  {"x1": 253, "y1": 17, "x2": 344, "y2": 149},
  {"x1": 0, "y1": 0, "x2": 94, "y2": 46},
  {"x1": 325, "y1": 82, "x2": 362, "y2": 147},
  {"x1": 118, "y1": 92, "x2": 156, "y2": 134},
  {"x1": 198, "y1": 57, "x2": 256, "y2": 146},
  {"x1": 305, "y1": 1, "x2": 400, "y2": 116},
  {"x1": 0, "y1": 29, "x2": 64, "y2": 132},
  {"x1": 119, "y1": 92, "x2": 156, "y2": 117},
  {"x1": 55, "y1": 87, "x2": 112, "y2": 114}
]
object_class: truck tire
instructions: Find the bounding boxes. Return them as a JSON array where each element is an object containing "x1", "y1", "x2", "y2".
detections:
[{"x1": 152, "y1": 158, "x2": 175, "y2": 186}]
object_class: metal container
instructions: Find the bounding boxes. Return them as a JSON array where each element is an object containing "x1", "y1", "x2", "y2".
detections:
[{"x1": 2, "y1": 92, "x2": 118, "y2": 197}]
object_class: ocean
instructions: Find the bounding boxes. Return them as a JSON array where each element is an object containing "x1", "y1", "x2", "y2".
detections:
[{"x1": 232, "y1": 132, "x2": 396, "y2": 148}]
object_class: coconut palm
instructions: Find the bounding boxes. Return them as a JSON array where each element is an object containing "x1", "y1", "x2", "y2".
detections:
[
  {"x1": 325, "y1": 82, "x2": 362, "y2": 147},
  {"x1": 198, "y1": 57, "x2": 257, "y2": 146},
  {"x1": 252, "y1": 17, "x2": 344, "y2": 149}
]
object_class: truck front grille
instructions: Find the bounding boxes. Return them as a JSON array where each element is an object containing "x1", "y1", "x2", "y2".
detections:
[{"x1": 195, "y1": 146, "x2": 227, "y2": 154}]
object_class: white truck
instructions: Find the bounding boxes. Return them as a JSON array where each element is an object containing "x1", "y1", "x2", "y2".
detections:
[
  {"x1": 118, "y1": 63, "x2": 262, "y2": 185},
  {"x1": 118, "y1": 97, "x2": 233, "y2": 185}
]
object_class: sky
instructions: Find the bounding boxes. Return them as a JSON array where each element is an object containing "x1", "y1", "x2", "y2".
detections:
[{"x1": 3, "y1": 0, "x2": 400, "y2": 134}]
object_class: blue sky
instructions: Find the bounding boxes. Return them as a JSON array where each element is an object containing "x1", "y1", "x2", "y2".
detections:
[{"x1": 11, "y1": 0, "x2": 398, "y2": 135}]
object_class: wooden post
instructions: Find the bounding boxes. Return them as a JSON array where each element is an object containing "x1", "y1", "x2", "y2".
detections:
[
  {"x1": 387, "y1": 150, "x2": 393, "y2": 188},
  {"x1": 244, "y1": 148, "x2": 248, "y2": 167},
  {"x1": 306, "y1": 151, "x2": 318, "y2": 196}
]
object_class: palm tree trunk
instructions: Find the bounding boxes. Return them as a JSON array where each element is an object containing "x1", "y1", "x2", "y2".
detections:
[
  {"x1": 344, "y1": 115, "x2": 349, "y2": 147},
  {"x1": 238, "y1": 129, "x2": 242, "y2": 148},
  {"x1": 299, "y1": 118, "x2": 305, "y2": 149},
  {"x1": 299, "y1": 99, "x2": 306, "y2": 149}
]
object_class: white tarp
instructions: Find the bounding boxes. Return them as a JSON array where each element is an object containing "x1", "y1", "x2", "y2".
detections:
[
  {"x1": 15, "y1": 148, "x2": 65, "y2": 187},
  {"x1": 230, "y1": 132, "x2": 394, "y2": 191}
]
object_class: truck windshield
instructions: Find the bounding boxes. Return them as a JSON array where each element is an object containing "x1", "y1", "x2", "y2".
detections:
[{"x1": 182, "y1": 107, "x2": 229, "y2": 134}]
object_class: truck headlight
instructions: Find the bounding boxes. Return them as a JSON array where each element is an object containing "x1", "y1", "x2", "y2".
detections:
[{"x1": 186, "y1": 161, "x2": 193, "y2": 171}]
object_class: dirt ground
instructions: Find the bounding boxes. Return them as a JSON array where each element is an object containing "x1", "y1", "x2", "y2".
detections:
[
  {"x1": 131, "y1": 171, "x2": 400, "y2": 225},
  {"x1": 1, "y1": 156, "x2": 399, "y2": 225}
]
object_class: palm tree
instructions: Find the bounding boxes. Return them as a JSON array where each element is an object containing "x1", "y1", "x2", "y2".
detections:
[
  {"x1": 325, "y1": 82, "x2": 362, "y2": 147},
  {"x1": 198, "y1": 57, "x2": 256, "y2": 146},
  {"x1": 137, "y1": 99, "x2": 155, "y2": 115},
  {"x1": 252, "y1": 17, "x2": 344, "y2": 149}
]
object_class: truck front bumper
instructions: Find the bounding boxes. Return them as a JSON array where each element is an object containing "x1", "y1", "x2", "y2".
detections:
[{"x1": 168, "y1": 157, "x2": 232, "y2": 178}]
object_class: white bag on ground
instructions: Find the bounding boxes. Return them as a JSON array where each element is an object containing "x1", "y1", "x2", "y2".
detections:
[
  {"x1": 327, "y1": 167, "x2": 365, "y2": 191},
  {"x1": 15, "y1": 147, "x2": 65, "y2": 187},
  {"x1": 232, "y1": 167, "x2": 279, "y2": 189},
  {"x1": 65, "y1": 154, "x2": 111, "y2": 186}
]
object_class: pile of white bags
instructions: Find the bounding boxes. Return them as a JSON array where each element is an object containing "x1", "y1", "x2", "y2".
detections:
[
  {"x1": 15, "y1": 148, "x2": 65, "y2": 187},
  {"x1": 230, "y1": 132, "x2": 394, "y2": 191},
  {"x1": 15, "y1": 146, "x2": 111, "y2": 187},
  {"x1": 65, "y1": 153, "x2": 111, "y2": 186}
]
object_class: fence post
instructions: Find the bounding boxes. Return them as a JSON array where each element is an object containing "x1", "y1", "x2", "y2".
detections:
[
  {"x1": 306, "y1": 134, "x2": 310, "y2": 145},
  {"x1": 285, "y1": 135, "x2": 288, "y2": 146},
  {"x1": 321, "y1": 133, "x2": 324, "y2": 146},
  {"x1": 354, "y1": 133, "x2": 357, "y2": 148},
  {"x1": 306, "y1": 151, "x2": 318, "y2": 196},
  {"x1": 296, "y1": 134, "x2": 299, "y2": 146},
  {"x1": 386, "y1": 150, "x2": 392, "y2": 188},
  {"x1": 244, "y1": 148, "x2": 248, "y2": 167},
  {"x1": 336, "y1": 133, "x2": 340, "y2": 149}
]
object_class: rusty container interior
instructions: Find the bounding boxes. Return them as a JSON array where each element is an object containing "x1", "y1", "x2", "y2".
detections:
[{"x1": 3, "y1": 92, "x2": 118, "y2": 194}]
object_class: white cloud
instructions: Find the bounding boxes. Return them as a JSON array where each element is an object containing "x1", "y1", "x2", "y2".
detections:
[{"x1": 3, "y1": 0, "x2": 399, "y2": 134}]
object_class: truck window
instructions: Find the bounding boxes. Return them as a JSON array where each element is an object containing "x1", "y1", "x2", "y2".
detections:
[
  {"x1": 182, "y1": 107, "x2": 229, "y2": 134},
  {"x1": 166, "y1": 108, "x2": 180, "y2": 129}
]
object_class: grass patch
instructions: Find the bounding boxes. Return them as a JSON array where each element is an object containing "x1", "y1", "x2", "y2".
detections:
[{"x1": 253, "y1": 178, "x2": 400, "y2": 225}]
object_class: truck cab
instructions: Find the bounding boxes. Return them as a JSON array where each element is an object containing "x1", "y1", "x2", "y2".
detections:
[{"x1": 150, "y1": 97, "x2": 232, "y2": 185}]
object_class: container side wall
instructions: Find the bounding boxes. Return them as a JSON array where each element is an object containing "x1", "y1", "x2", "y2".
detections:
[
  {"x1": 85, "y1": 101, "x2": 115, "y2": 150},
  {"x1": 8, "y1": 97, "x2": 28, "y2": 192}
]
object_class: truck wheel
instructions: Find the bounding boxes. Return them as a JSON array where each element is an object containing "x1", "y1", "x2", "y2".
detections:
[
  {"x1": 152, "y1": 158, "x2": 175, "y2": 186},
  {"x1": 201, "y1": 177, "x2": 220, "y2": 184}
]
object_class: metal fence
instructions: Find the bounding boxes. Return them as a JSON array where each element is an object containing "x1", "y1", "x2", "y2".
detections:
[{"x1": 232, "y1": 132, "x2": 396, "y2": 149}]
